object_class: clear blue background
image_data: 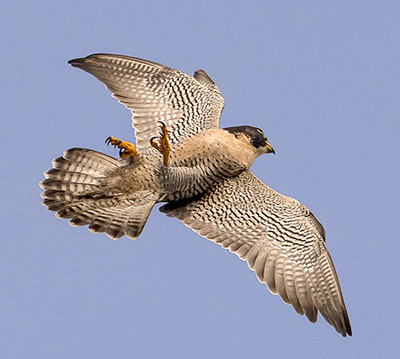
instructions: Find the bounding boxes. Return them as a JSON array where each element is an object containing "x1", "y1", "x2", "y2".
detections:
[{"x1": 2, "y1": 1, "x2": 399, "y2": 358}]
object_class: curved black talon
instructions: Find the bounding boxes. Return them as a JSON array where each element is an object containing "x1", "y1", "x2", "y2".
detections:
[
  {"x1": 150, "y1": 136, "x2": 160, "y2": 151},
  {"x1": 105, "y1": 136, "x2": 138, "y2": 158},
  {"x1": 105, "y1": 136, "x2": 118, "y2": 146},
  {"x1": 150, "y1": 122, "x2": 170, "y2": 166}
]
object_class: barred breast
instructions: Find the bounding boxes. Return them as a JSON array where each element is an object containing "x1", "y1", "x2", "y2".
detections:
[{"x1": 159, "y1": 129, "x2": 259, "y2": 201}]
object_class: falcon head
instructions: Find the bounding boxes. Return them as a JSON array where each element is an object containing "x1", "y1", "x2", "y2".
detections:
[{"x1": 223, "y1": 126, "x2": 275, "y2": 156}]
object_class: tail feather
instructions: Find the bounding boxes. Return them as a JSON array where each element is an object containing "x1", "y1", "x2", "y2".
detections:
[
  {"x1": 40, "y1": 148, "x2": 157, "y2": 240},
  {"x1": 56, "y1": 147, "x2": 120, "y2": 174},
  {"x1": 68, "y1": 198, "x2": 155, "y2": 239}
]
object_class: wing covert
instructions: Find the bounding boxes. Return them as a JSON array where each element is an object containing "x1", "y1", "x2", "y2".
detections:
[
  {"x1": 160, "y1": 170, "x2": 351, "y2": 336},
  {"x1": 68, "y1": 54, "x2": 224, "y2": 151}
]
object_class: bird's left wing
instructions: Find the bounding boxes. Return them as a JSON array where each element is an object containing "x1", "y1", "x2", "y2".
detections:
[
  {"x1": 160, "y1": 170, "x2": 351, "y2": 336},
  {"x1": 68, "y1": 54, "x2": 224, "y2": 151}
]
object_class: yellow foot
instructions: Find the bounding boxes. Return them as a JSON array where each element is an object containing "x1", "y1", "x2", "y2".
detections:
[
  {"x1": 150, "y1": 122, "x2": 170, "y2": 166},
  {"x1": 105, "y1": 136, "x2": 138, "y2": 158}
]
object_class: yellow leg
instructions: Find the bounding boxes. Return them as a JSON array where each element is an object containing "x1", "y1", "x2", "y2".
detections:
[
  {"x1": 150, "y1": 122, "x2": 170, "y2": 166},
  {"x1": 105, "y1": 136, "x2": 138, "y2": 158}
]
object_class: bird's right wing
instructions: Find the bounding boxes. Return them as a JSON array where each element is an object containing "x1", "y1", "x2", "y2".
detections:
[
  {"x1": 69, "y1": 54, "x2": 224, "y2": 151},
  {"x1": 160, "y1": 170, "x2": 351, "y2": 336}
]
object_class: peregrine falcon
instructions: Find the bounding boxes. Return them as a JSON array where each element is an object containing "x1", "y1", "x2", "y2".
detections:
[{"x1": 40, "y1": 54, "x2": 351, "y2": 336}]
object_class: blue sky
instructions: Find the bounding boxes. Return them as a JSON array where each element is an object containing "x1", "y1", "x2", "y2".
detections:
[{"x1": 2, "y1": 0, "x2": 399, "y2": 358}]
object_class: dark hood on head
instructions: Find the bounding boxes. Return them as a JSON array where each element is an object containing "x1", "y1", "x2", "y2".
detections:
[{"x1": 223, "y1": 125, "x2": 267, "y2": 148}]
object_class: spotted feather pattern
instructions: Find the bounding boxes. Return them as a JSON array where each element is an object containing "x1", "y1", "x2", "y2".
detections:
[
  {"x1": 68, "y1": 54, "x2": 224, "y2": 151},
  {"x1": 161, "y1": 170, "x2": 352, "y2": 337},
  {"x1": 40, "y1": 148, "x2": 157, "y2": 239}
]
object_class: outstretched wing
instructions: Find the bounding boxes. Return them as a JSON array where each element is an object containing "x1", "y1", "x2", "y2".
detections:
[
  {"x1": 68, "y1": 54, "x2": 224, "y2": 151},
  {"x1": 160, "y1": 170, "x2": 351, "y2": 337}
]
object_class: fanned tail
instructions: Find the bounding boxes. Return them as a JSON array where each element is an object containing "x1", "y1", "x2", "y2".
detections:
[{"x1": 40, "y1": 148, "x2": 157, "y2": 239}]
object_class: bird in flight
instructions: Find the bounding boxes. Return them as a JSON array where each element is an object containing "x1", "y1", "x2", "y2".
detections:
[{"x1": 40, "y1": 53, "x2": 351, "y2": 336}]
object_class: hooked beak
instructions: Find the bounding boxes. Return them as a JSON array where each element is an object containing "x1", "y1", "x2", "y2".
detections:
[{"x1": 265, "y1": 140, "x2": 275, "y2": 154}]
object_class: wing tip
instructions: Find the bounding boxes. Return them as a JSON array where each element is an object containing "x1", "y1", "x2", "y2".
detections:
[
  {"x1": 68, "y1": 54, "x2": 106, "y2": 67},
  {"x1": 68, "y1": 57, "x2": 85, "y2": 68},
  {"x1": 343, "y1": 312, "x2": 352, "y2": 336},
  {"x1": 68, "y1": 53, "x2": 167, "y2": 70},
  {"x1": 331, "y1": 309, "x2": 352, "y2": 337}
]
